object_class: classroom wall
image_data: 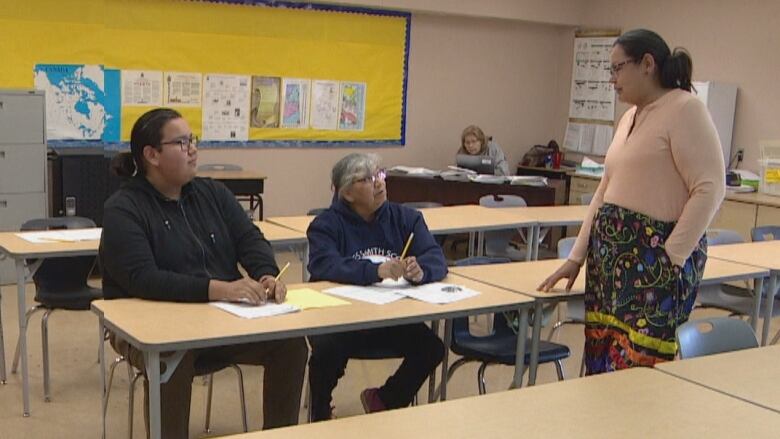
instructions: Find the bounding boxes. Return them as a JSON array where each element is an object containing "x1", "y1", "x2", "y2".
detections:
[
  {"x1": 581, "y1": 0, "x2": 780, "y2": 173},
  {"x1": 199, "y1": 13, "x2": 574, "y2": 216}
]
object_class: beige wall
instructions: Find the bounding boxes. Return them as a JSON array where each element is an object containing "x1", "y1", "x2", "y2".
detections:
[
  {"x1": 581, "y1": 0, "x2": 780, "y2": 173},
  {"x1": 199, "y1": 13, "x2": 574, "y2": 216}
]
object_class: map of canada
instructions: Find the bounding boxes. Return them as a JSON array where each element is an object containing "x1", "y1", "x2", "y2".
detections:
[{"x1": 34, "y1": 64, "x2": 109, "y2": 140}]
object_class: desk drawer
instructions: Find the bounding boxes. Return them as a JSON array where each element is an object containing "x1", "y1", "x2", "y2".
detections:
[{"x1": 570, "y1": 176, "x2": 600, "y2": 193}]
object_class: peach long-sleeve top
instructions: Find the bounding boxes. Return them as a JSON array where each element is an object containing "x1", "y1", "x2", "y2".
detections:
[{"x1": 569, "y1": 88, "x2": 726, "y2": 267}]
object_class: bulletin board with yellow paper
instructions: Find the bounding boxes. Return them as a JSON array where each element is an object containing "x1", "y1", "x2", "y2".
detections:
[{"x1": 0, "y1": 0, "x2": 411, "y2": 147}]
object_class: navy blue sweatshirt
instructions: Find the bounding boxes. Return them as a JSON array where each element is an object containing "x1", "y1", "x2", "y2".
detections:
[
  {"x1": 307, "y1": 199, "x2": 447, "y2": 285},
  {"x1": 100, "y1": 175, "x2": 279, "y2": 302}
]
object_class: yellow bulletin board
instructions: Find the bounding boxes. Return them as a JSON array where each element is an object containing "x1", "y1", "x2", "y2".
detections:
[{"x1": 0, "y1": 0, "x2": 411, "y2": 147}]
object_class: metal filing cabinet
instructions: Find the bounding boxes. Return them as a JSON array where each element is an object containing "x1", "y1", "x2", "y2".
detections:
[{"x1": 0, "y1": 89, "x2": 48, "y2": 284}]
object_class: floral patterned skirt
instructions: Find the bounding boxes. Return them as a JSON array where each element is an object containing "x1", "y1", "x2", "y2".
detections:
[{"x1": 584, "y1": 203, "x2": 707, "y2": 375}]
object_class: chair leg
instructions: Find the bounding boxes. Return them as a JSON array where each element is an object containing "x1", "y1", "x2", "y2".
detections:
[
  {"x1": 547, "y1": 319, "x2": 580, "y2": 341},
  {"x1": 579, "y1": 354, "x2": 586, "y2": 378},
  {"x1": 41, "y1": 309, "x2": 55, "y2": 402},
  {"x1": 12, "y1": 305, "x2": 44, "y2": 373},
  {"x1": 0, "y1": 292, "x2": 6, "y2": 384},
  {"x1": 554, "y1": 360, "x2": 566, "y2": 381},
  {"x1": 230, "y1": 365, "x2": 249, "y2": 433},
  {"x1": 104, "y1": 356, "x2": 127, "y2": 418},
  {"x1": 477, "y1": 362, "x2": 489, "y2": 395},
  {"x1": 771, "y1": 329, "x2": 780, "y2": 345},
  {"x1": 204, "y1": 373, "x2": 215, "y2": 433}
]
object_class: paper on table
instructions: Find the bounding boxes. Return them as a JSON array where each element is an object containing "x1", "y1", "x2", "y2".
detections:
[
  {"x1": 323, "y1": 285, "x2": 405, "y2": 305},
  {"x1": 211, "y1": 302, "x2": 299, "y2": 319},
  {"x1": 397, "y1": 282, "x2": 480, "y2": 304},
  {"x1": 285, "y1": 288, "x2": 351, "y2": 310},
  {"x1": 16, "y1": 228, "x2": 102, "y2": 243}
]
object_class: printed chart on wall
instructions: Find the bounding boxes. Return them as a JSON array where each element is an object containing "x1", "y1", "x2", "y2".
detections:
[
  {"x1": 564, "y1": 31, "x2": 619, "y2": 157},
  {"x1": 0, "y1": 0, "x2": 411, "y2": 147}
]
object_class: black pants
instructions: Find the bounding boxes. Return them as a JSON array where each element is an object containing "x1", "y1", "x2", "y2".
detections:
[{"x1": 307, "y1": 323, "x2": 444, "y2": 421}]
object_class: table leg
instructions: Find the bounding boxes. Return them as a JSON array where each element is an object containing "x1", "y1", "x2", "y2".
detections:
[
  {"x1": 527, "y1": 301, "x2": 543, "y2": 386},
  {"x1": 476, "y1": 232, "x2": 484, "y2": 257},
  {"x1": 15, "y1": 259, "x2": 30, "y2": 416},
  {"x1": 750, "y1": 277, "x2": 764, "y2": 334},
  {"x1": 439, "y1": 319, "x2": 452, "y2": 401},
  {"x1": 511, "y1": 307, "x2": 529, "y2": 389},
  {"x1": 98, "y1": 318, "x2": 107, "y2": 439},
  {"x1": 467, "y1": 232, "x2": 475, "y2": 258},
  {"x1": 146, "y1": 351, "x2": 162, "y2": 439},
  {"x1": 0, "y1": 286, "x2": 6, "y2": 384},
  {"x1": 762, "y1": 274, "x2": 777, "y2": 345},
  {"x1": 302, "y1": 243, "x2": 310, "y2": 282},
  {"x1": 428, "y1": 320, "x2": 439, "y2": 403}
]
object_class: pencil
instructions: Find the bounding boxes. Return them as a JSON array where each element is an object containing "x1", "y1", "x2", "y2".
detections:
[
  {"x1": 275, "y1": 262, "x2": 291, "y2": 282},
  {"x1": 400, "y1": 232, "x2": 414, "y2": 259}
]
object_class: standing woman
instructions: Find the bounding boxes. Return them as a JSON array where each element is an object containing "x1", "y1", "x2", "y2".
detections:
[
  {"x1": 539, "y1": 29, "x2": 725, "y2": 374},
  {"x1": 457, "y1": 125, "x2": 510, "y2": 176}
]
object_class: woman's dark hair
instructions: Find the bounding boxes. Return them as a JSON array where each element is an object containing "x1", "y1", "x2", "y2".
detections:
[
  {"x1": 614, "y1": 29, "x2": 693, "y2": 92},
  {"x1": 111, "y1": 108, "x2": 183, "y2": 177}
]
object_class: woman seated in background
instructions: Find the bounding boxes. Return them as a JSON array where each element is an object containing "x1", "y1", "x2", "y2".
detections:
[
  {"x1": 306, "y1": 152, "x2": 447, "y2": 421},
  {"x1": 457, "y1": 124, "x2": 510, "y2": 176}
]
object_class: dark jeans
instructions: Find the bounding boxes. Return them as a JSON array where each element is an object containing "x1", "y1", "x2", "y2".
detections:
[
  {"x1": 307, "y1": 323, "x2": 444, "y2": 421},
  {"x1": 110, "y1": 333, "x2": 308, "y2": 438}
]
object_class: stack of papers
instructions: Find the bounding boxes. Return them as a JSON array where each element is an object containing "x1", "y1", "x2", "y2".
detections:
[
  {"x1": 507, "y1": 176, "x2": 548, "y2": 187},
  {"x1": 323, "y1": 285, "x2": 405, "y2": 305},
  {"x1": 399, "y1": 282, "x2": 480, "y2": 304},
  {"x1": 211, "y1": 302, "x2": 299, "y2": 319},
  {"x1": 284, "y1": 288, "x2": 351, "y2": 310},
  {"x1": 16, "y1": 228, "x2": 102, "y2": 243},
  {"x1": 469, "y1": 174, "x2": 506, "y2": 184},
  {"x1": 389, "y1": 165, "x2": 440, "y2": 177}
]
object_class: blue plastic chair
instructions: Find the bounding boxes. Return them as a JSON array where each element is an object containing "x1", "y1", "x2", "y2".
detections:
[
  {"x1": 751, "y1": 225, "x2": 780, "y2": 242},
  {"x1": 676, "y1": 317, "x2": 758, "y2": 359},
  {"x1": 446, "y1": 257, "x2": 570, "y2": 393}
]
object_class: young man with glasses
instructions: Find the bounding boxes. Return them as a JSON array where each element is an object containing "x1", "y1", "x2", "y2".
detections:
[
  {"x1": 101, "y1": 108, "x2": 307, "y2": 438},
  {"x1": 305, "y1": 152, "x2": 447, "y2": 421}
]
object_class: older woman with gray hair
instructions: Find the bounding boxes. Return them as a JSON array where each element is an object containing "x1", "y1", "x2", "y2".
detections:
[{"x1": 306, "y1": 152, "x2": 447, "y2": 421}]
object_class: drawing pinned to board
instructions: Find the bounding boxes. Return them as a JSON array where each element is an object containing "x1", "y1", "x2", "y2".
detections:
[
  {"x1": 569, "y1": 36, "x2": 616, "y2": 121},
  {"x1": 280, "y1": 78, "x2": 310, "y2": 129},
  {"x1": 310, "y1": 80, "x2": 340, "y2": 130},
  {"x1": 250, "y1": 76, "x2": 281, "y2": 128},
  {"x1": 202, "y1": 74, "x2": 250, "y2": 141},
  {"x1": 163, "y1": 72, "x2": 202, "y2": 107},
  {"x1": 338, "y1": 82, "x2": 366, "y2": 131},
  {"x1": 121, "y1": 70, "x2": 163, "y2": 106}
]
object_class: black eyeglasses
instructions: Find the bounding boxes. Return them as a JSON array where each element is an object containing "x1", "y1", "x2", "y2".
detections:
[
  {"x1": 609, "y1": 58, "x2": 636, "y2": 76},
  {"x1": 160, "y1": 134, "x2": 198, "y2": 153}
]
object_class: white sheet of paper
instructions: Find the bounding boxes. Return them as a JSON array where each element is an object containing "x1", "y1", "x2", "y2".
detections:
[
  {"x1": 16, "y1": 228, "x2": 102, "y2": 243},
  {"x1": 323, "y1": 286, "x2": 405, "y2": 305},
  {"x1": 397, "y1": 282, "x2": 480, "y2": 304},
  {"x1": 211, "y1": 302, "x2": 299, "y2": 319}
]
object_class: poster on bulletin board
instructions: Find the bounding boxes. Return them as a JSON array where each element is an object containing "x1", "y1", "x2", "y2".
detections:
[{"x1": 0, "y1": 0, "x2": 411, "y2": 148}]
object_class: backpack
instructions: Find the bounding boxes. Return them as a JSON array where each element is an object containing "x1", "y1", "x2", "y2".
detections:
[{"x1": 520, "y1": 140, "x2": 560, "y2": 167}]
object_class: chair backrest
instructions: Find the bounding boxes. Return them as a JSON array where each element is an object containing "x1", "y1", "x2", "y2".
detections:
[
  {"x1": 580, "y1": 193, "x2": 594, "y2": 205},
  {"x1": 402, "y1": 201, "x2": 443, "y2": 210},
  {"x1": 751, "y1": 225, "x2": 780, "y2": 242},
  {"x1": 198, "y1": 163, "x2": 243, "y2": 172},
  {"x1": 676, "y1": 317, "x2": 758, "y2": 359},
  {"x1": 22, "y1": 217, "x2": 97, "y2": 292},
  {"x1": 307, "y1": 208, "x2": 328, "y2": 216},
  {"x1": 557, "y1": 237, "x2": 577, "y2": 259},
  {"x1": 706, "y1": 229, "x2": 745, "y2": 246},
  {"x1": 479, "y1": 195, "x2": 527, "y2": 208}
]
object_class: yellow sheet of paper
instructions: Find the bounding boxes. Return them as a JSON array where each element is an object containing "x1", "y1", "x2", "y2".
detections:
[{"x1": 285, "y1": 288, "x2": 351, "y2": 310}]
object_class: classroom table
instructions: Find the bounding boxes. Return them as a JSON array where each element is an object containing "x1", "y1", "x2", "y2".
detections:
[
  {"x1": 708, "y1": 240, "x2": 780, "y2": 344},
  {"x1": 500, "y1": 204, "x2": 590, "y2": 259},
  {"x1": 656, "y1": 344, "x2": 780, "y2": 413},
  {"x1": 92, "y1": 277, "x2": 533, "y2": 439},
  {"x1": 199, "y1": 170, "x2": 267, "y2": 219},
  {"x1": 0, "y1": 222, "x2": 307, "y2": 417},
  {"x1": 217, "y1": 368, "x2": 780, "y2": 439},
  {"x1": 268, "y1": 205, "x2": 537, "y2": 259},
  {"x1": 450, "y1": 257, "x2": 768, "y2": 386}
]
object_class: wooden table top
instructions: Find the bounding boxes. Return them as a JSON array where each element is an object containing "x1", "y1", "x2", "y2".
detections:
[
  {"x1": 726, "y1": 191, "x2": 780, "y2": 208},
  {"x1": 708, "y1": 240, "x2": 780, "y2": 271},
  {"x1": 417, "y1": 205, "x2": 536, "y2": 233},
  {"x1": 253, "y1": 221, "x2": 307, "y2": 244},
  {"x1": 656, "y1": 344, "x2": 780, "y2": 412},
  {"x1": 450, "y1": 257, "x2": 769, "y2": 300},
  {"x1": 500, "y1": 204, "x2": 591, "y2": 226},
  {"x1": 220, "y1": 367, "x2": 780, "y2": 438},
  {"x1": 92, "y1": 276, "x2": 532, "y2": 351},
  {"x1": 266, "y1": 215, "x2": 315, "y2": 234},
  {"x1": 0, "y1": 229, "x2": 101, "y2": 258}
]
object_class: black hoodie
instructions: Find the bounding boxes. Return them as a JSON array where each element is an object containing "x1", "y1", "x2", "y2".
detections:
[{"x1": 100, "y1": 175, "x2": 279, "y2": 302}]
